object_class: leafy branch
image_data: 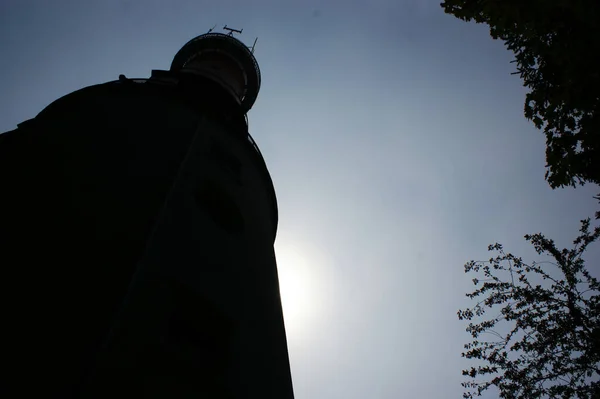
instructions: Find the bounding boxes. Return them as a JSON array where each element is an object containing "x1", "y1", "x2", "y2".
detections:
[{"x1": 458, "y1": 218, "x2": 600, "y2": 399}]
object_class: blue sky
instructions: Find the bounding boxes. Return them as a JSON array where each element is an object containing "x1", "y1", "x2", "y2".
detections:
[{"x1": 1, "y1": 1, "x2": 599, "y2": 398}]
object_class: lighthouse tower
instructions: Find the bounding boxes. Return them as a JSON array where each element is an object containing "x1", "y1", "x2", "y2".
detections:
[{"x1": 0, "y1": 26, "x2": 294, "y2": 399}]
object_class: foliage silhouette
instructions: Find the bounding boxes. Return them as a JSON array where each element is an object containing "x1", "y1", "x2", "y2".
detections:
[
  {"x1": 441, "y1": 0, "x2": 600, "y2": 190},
  {"x1": 459, "y1": 219, "x2": 600, "y2": 398}
]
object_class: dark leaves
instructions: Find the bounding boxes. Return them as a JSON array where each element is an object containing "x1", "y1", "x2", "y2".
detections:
[
  {"x1": 457, "y1": 219, "x2": 600, "y2": 398},
  {"x1": 441, "y1": 0, "x2": 600, "y2": 189}
]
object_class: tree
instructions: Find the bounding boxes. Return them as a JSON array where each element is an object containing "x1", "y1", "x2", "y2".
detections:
[
  {"x1": 458, "y1": 218, "x2": 600, "y2": 399},
  {"x1": 441, "y1": 0, "x2": 600, "y2": 189}
]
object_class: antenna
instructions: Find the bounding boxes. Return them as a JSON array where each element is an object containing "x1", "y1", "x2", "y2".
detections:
[
  {"x1": 250, "y1": 37, "x2": 258, "y2": 54},
  {"x1": 223, "y1": 25, "x2": 243, "y2": 36},
  {"x1": 207, "y1": 24, "x2": 217, "y2": 33}
]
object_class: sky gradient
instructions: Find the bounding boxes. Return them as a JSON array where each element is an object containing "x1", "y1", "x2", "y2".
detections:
[{"x1": 1, "y1": 1, "x2": 599, "y2": 398}]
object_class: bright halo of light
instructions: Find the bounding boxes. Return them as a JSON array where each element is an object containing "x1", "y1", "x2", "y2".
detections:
[{"x1": 275, "y1": 244, "x2": 318, "y2": 338}]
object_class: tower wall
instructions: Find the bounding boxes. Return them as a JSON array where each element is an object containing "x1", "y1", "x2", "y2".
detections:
[{"x1": 0, "y1": 76, "x2": 292, "y2": 398}]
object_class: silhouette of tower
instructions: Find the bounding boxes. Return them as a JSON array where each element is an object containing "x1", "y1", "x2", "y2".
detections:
[{"x1": 0, "y1": 27, "x2": 293, "y2": 399}]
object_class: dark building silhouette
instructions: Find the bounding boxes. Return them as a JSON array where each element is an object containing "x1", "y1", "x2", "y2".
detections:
[{"x1": 0, "y1": 29, "x2": 294, "y2": 398}]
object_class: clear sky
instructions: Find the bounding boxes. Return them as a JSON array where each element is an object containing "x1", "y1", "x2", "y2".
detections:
[{"x1": 1, "y1": 1, "x2": 599, "y2": 398}]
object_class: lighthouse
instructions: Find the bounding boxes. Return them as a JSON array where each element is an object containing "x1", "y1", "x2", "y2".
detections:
[{"x1": 0, "y1": 26, "x2": 294, "y2": 398}]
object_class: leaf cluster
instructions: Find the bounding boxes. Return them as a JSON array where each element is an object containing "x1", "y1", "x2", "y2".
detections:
[
  {"x1": 441, "y1": 0, "x2": 600, "y2": 189},
  {"x1": 458, "y1": 219, "x2": 600, "y2": 398}
]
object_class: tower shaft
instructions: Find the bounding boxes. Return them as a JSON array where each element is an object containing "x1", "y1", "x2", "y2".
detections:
[{"x1": 0, "y1": 31, "x2": 293, "y2": 399}]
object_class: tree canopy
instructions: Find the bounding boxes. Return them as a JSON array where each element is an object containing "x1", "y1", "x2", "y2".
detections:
[
  {"x1": 441, "y1": 0, "x2": 600, "y2": 189},
  {"x1": 458, "y1": 219, "x2": 600, "y2": 398}
]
